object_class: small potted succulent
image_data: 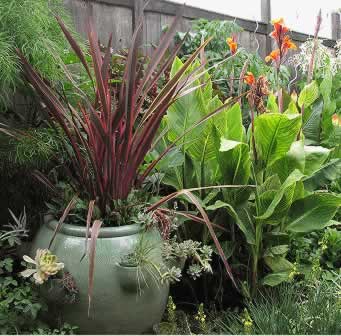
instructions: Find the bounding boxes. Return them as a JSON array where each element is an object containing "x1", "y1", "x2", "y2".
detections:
[{"x1": 12, "y1": 8, "x2": 222, "y2": 334}]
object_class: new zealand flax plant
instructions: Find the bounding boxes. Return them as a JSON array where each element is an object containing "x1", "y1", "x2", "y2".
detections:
[
  {"x1": 14, "y1": 10, "x2": 209, "y2": 216},
  {"x1": 7, "y1": 7, "x2": 252, "y2": 308}
]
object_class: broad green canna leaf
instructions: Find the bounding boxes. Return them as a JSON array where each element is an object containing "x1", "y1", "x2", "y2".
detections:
[
  {"x1": 298, "y1": 80, "x2": 319, "y2": 108},
  {"x1": 254, "y1": 113, "x2": 302, "y2": 169},
  {"x1": 304, "y1": 158, "x2": 341, "y2": 191},
  {"x1": 266, "y1": 94, "x2": 279, "y2": 114},
  {"x1": 264, "y1": 256, "x2": 293, "y2": 273},
  {"x1": 256, "y1": 169, "x2": 305, "y2": 221},
  {"x1": 168, "y1": 58, "x2": 207, "y2": 152},
  {"x1": 303, "y1": 145, "x2": 330, "y2": 175},
  {"x1": 286, "y1": 192, "x2": 341, "y2": 232},
  {"x1": 270, "y1": 141, "x2": 305, "y2": 182},
  {"x1": 206, "y1": 200, "x2": 255, "y2": 245},
  {"x1": 262, "y1": 272, "x2": 290, "y2": 286},
  {"x1": 218, "y1": 136, "x2": 250, "y2": 188},
  {"x1": 302, "y1": 100, "x2": 323, "y2": 145}
]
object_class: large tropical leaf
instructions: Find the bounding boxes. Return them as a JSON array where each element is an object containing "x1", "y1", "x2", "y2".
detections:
[
  {"x1": 256, "y1": 169, "x2": 305, "y2": 221},
  {"x1": 206, "y1": 200, "x2": 255, "y2": 244},
  {"x1": 304, "y1": 158, "x2": 341, "y2": 191},
  {"x1": 298, "y1": 80, "x2": 319, "y2": 108},
  {"x1": 167, "y1": 57, "x2": 209, "y2": 155},
  {"x1": 262, "y1": 272, "x2": 290, "y2": 286},
  {"x1": 254, "y1": 113, "x2": 302, "y2": 169},
  {"x1": 285, "y1": 193, "x2": 341, "y2": 232},
  {"x1": 219, "y1": 138, "x2": 251, "y2": 185},
  {"x1": 270, "y1": 141, "x2": 305, "y2": 182},
  {"x1": 218, "y1": 102, "x2": 245, "y2": 141},
  {"x1": 303, "y1": 145, "x2": 330, "y2": 175},
  {"x1": 302, "y1": 100, "x2": 323, "y2": 145}
]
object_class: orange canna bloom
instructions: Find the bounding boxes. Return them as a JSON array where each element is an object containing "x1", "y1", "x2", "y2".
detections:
[
  {"x1": 269, "y1": 17, "x2": 289, "y2": 44},
  {"x1": 265, "y1": 49, "x2": 280, "y2": 63},
  {"x1": 282, "y1": 36, "x2": 297, "y2": 51},
  {"x1": 332, "y1": 114, "x2": 341, "y2": 126},
  {"x1": 226, "y1": 36, "x2": 238, "y2": 55},
  {"x1": 244, "y1": 72, "x2": 255, "y2": 85},
  {"x1": 271, "y1": 18, "x2": 289, "y2": 34}
]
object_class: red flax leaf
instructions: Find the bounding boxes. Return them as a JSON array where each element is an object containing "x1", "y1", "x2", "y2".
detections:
[
  {"x1": 157, "y1": 208, "x2": 228, "y2": 232},
  {"x1": 87, "y1": 17, "x2": 110, "y2": 121},
  {"x1": 32, "y1": 170, "x2": 58, "y2": 194},
  {"x1": 183, "y1": 191, "x2": 236, "y2": 287},
  {"x1": 137, "y1": 6, "x2": 184, "y2": 97},
  {"x1": 55, "y1": 16, "x2": 92, "y2": 80},
  {"x1": 48, "y1": 195, "x2": 78, "y2": 249},
  {"x1": 88, "y1": 219, "x2": 103, "y2": 316},
  {"x1": 147, "y1": 186, "x2": 256, "y2": 288},
  {"x1": 16, "y1": 50, "x2": 87, "y2": 185},
  {"x1": 81, "y1": 200, "x2": 95, "y2": 262},
  {"x1": 101, "y1": 33, "x2": 113, "y2": 84}
]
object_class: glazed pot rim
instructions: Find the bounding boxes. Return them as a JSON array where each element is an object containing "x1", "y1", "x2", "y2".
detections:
[{"x1": 43, "y1": 214, "x2": 142, "y2": 238}]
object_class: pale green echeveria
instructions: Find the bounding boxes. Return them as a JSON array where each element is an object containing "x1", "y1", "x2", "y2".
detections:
[{"x1": 21, "y1": 248, "x2": 64, "y2": 284}]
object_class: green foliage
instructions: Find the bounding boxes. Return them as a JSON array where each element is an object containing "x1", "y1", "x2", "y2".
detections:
[
  {"x1": 289, "y1": 227, "x2": 341, "y2": 278},
  {"x1": 0, "y1": 218, "x2": 77, "y2": 334},
  {"x1": 300, "y1": 67, "x2": 341, "y2": 148},
  {"x1": 0, "y1": 270, "x2": 77, "y2": 334},
  {"x1": 31, "y1": 323, "x2": 78, "y2": 335},
  {"x1": 0, "y1": 32, "x2": 20, "y2": 106},
  {"x1": 214, "y1": 280, "x2": 341, "y2": 335},
  {"x1": 0, "y1": 127, "x2": 66, "y2": 171},
  {"x1": 175, "y1": 19, "x2": 243, "y2": 58},
  {"x1": 156, "y1": 298, "x2": 209, "y2": 335},
  {"x1": 254, "y1": 113, "x2": 302, "y2": 169},
  {"x1": 0, "y1": 0, "x2": 76, "y2": 109},
  {"x1": 0, "y1": 268, "x2": 45, "y2": 334},
  {"x1": 155, "y1": 58, "x2": 340, "y2": 295},
  {"x1": 0, "y1": 208, "x2": 28, "y2": 257},
  {"x1": 46, "y1": 184, "x2": 154, "y2": 227},
  {"x1": 298, "y1": 80, "x2": 319, "y2": 108},
  {"x1": 155, "y1": 57, "x2": 250, "y2": 198},
  {"x1": 174, "y1": 19, "x2": 287, "y2": 101}
]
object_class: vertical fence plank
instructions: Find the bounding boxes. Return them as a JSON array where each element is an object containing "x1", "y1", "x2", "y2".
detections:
[
  {"x1": 331, "y1": 12, "x2": 340, "y2": 41},
  {"x1": 261, "y1": 0, "x2": 272, "y2": 56},
  {"x1": 133, "y1": 0, "x2": 144, "y2": 31}
]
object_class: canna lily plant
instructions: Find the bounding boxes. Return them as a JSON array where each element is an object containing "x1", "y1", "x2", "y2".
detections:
[{"x1": 156, "y1": 33, "x2": 341, "y2": 298}]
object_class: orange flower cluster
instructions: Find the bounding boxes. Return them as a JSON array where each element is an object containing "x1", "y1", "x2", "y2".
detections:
[
  {"x1": 226, "y1": 36, "x2": 238, "y2": 55},
  {"x1": 265, "y1": 18, "x2": 297, "y2": 67},
  {"x1": 332, "y1": 114, "x2": 341, "y2": 126},
  {"x1": 244, "y1": 72, "x2": 255, "y2": 85}
]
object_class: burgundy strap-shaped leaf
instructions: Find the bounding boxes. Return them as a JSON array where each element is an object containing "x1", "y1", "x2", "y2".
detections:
[
  {"x1": 81, "y1": 200, "x2": 95, "y2": 262},
  {"x1": 146, "y1": 186, "x2": 252, "y2": 288},
  {"x1": 56, "y1": 16, "x2": 93, "y2": 80},
  {"x1": 88, "y1": 219, "x2": 102, "y2": 316},
  {"x1": 48, "y1": 196, "x2": 78, "y2": 249}
]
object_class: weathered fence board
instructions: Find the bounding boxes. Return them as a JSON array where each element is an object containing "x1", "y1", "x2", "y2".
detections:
[{"x1": 63, "y1": 0, "x2": 339, "y2": 59}]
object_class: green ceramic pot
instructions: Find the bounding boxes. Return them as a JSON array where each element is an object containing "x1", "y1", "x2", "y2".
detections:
[{"x1": 30, "y1": 215, "x2": 169, "y2": 334}]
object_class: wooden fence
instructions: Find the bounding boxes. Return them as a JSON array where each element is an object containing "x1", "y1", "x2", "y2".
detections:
[{"x1": 63, "y1": 0, "x2": 340, "y2": 59}]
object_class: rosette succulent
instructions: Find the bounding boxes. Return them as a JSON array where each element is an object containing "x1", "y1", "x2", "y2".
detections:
[{"x1": 21, "y1": 249, "x2": 64, "y2": 284}]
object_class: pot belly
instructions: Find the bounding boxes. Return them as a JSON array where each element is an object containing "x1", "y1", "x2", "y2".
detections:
[{"x1": 30, "y1": 224, "x2": 169, "y2": 334}]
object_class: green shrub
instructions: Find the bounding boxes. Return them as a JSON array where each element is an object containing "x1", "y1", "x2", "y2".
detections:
[{"x1": 0, "y1": 0, "x2": 76, "y2": 109}]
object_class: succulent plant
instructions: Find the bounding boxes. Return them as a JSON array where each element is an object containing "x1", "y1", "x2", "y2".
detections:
[{"x1": 21, "y1": 249, "x2": 64, "y2": 284}]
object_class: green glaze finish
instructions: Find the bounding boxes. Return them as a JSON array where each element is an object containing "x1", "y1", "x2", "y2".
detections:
[{"x1": 30, "y1": 215, "x2": 169, "y2": 334}]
